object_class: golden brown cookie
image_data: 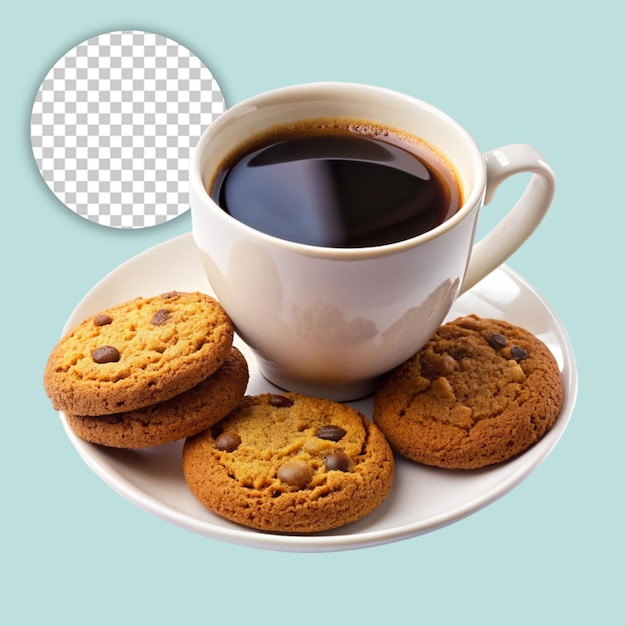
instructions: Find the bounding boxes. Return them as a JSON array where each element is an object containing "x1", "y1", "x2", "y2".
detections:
[
  {"x1": 44, "y1": 291, "x2": 234, "y2": 416},
  {"x1": 182, "y1": 392, "x2": 395, "y2": 533},
  {"x1": 64, "y1": 348, "x2": 249, "y2": 448},
  {"x1": 373, "y1": 315, "x2": 564, "y2": 469}
]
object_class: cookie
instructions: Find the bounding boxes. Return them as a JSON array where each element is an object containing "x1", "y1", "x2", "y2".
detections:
[
  {"x1": 373, "y1": 315, "x2": 564, "y2": 469},
  {"x1": 44, "y1": 291, "x2": 234, "y2": 416},
  {"x1": 64, "y1": 347, "x2": 249, "y2": 449},
  {"x1": 182, "y1": 392, "x2": 395, "y2": 533}
]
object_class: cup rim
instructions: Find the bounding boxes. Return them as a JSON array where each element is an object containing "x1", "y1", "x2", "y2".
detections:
[{"x1": 190, "y1": 81, "x2": 486, "y2": 260}]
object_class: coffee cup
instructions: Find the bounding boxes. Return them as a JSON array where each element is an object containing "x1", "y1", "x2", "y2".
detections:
[{"x1": 189, "y1": 82, "x2": 555, "y2": 401}]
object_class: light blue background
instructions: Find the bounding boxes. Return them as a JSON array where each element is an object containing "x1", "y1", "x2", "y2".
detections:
[{"x1": 2, "y1": 1, "x2": 621, "y2": 623}]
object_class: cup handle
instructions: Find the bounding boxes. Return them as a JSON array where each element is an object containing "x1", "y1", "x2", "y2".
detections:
[{"x1": 460, "y1": 144, "x2": 556, "y2": 293}]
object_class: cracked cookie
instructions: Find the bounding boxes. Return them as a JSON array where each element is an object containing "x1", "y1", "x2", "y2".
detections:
[
  {"x1": 373, "y1": 315, "x2": 564, "y2": 469},
  {"x1": 64, "y1": 348, "x2": 248, "y2": 448},
  {"x1": 44, "y1": 291, "x2": 234, "y2": 416},
  {"x1": 182, "y1": 392, "x2": 394, "y2": 533}
]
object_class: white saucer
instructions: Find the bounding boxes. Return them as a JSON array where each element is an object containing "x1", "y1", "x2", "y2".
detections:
[{"x1": 59, "y1": 233, "x2": 578, "y2": 552}]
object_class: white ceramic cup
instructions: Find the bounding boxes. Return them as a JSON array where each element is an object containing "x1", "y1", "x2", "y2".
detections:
[{"x1": 190, "y1": 82, "x2": 555, "y2": 401}]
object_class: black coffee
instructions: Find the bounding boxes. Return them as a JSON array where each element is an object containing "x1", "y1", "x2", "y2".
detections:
[{"x1": 210, "y1": 121, "x2": 462, "y2": 248}]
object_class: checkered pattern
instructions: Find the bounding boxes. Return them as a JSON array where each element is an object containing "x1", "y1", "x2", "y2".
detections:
[{"x1": 30, "y1": 30, "x2": 225, "y2": 228}]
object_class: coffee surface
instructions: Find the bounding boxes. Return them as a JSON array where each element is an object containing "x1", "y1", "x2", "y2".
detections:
[{"x1": 211, "y1": 122, "x2": 461, "y2": 248}]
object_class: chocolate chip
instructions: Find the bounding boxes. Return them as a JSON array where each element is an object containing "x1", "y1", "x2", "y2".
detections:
[
  {"x1": 151, "y1": 308, "x2": 171, "y2": 325},
  {"x1": 160, "y1": 291, "x2": 180, "y2": 300},
  {"x1": 93, "y1": 314, "x2": 113, "y2": 327},
  {"x1": 325, "y1": 451, "x2": 352, "y2": 472},
  {"x1": 487, "y1": 333, "x2": 508, "y2": 349},
  {"x1": 316, "y1": 425, "x2": 346, "y2": 442},
  {"x1": 92, "y1": 345, "x2": 120, "y2": 363},
  {"x1": 277, "y1": 460, "x2": 313, "y2": 489},
  {"x1": 420, "y1": 366, "x2": 440, "y2": 380},
  {"x1": 448, "y1": 346, "x2": 472, "y2": 361},
  {"x1": 511, "y1": 345, "x2": 529, "y2": 361},
  {"x1": 214, "y1": 431, "x2": 241, "y2": 452},
  {"x1": 268, "y1": 394, "x2": 294, "y2": 407}
]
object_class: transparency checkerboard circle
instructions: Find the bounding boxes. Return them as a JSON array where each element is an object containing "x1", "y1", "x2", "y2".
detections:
[{"x1": 30, "y1": 30, "x2": 226, "y2": 229}]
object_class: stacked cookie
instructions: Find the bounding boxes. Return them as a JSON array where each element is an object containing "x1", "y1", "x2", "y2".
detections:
[{"x1": 43, "y1": 291, "x2": 248, "y2": 449}]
